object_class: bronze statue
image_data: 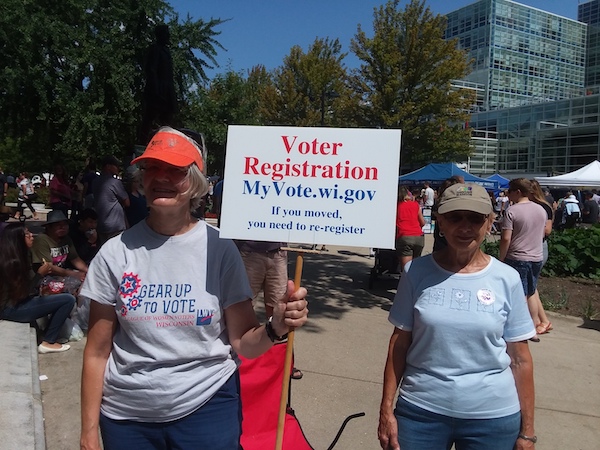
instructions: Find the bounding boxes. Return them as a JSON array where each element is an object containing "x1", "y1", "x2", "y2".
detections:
[{"x1": 139, "y1": 25, "x2": 177, "y2": 144}]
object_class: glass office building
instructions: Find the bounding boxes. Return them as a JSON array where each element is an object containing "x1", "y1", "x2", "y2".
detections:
[
  {"x1": 579, "y1": 0, "x2": 600, "y2": 87},
  {"x1": 468, "y1": 92, "x2": 600, "y2": 175},
  {"x1": 446, "y1": 0, "x2": 587, "y2": 111},
  {"x1": 444, "y1": 0, "x2": 599, "y2": 176}
]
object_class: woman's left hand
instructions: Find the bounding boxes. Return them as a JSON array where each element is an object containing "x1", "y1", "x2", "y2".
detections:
[
  {"x1": 514, "y1": 438, "x2": 535, "y2": 450},
  {"x1": 271, "y1": 280, "x2": 308, "y2": 336}
]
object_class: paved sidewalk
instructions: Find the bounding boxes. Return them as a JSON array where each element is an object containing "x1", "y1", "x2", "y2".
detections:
[
  {"x1": 289, "y1": 245, "x2": 600, "y2": 450},
  {"x1": 36, "y1": 241, "x2": 600, "y2": 449}
]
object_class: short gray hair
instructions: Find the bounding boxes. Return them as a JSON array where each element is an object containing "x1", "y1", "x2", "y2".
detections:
[{"x1": 182, "y1": 164, "x2": 209, "y2": 212}]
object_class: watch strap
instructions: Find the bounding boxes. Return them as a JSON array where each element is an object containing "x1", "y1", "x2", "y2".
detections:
[{"x1": 265, "y1": 317, "x2": 288, "y2": 342}]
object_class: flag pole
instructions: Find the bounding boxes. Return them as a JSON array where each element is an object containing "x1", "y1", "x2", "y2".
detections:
[{"x1": 275, "y1": 249, "x2": 305, "y2": 450}]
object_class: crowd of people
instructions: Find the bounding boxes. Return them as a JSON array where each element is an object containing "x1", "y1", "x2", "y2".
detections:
[
  {"x1": 4, "y1": 142, "x2": 600, "y2": 449},
  {"x1": 492, "y1": 186, "x2": 600, "y2": 230},
  {"x1": 0, "y1": 127, "x2": 308, "y2": 450}
]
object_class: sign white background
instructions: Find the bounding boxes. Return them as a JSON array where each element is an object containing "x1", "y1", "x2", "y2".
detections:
[{"x1": 219, "y1": 126, "x2": 401, "y2": 249}]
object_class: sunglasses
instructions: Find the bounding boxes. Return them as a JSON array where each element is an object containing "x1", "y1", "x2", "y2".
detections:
[{"x1": 443, "y1": 211, "x2": 488, "y2": 225}]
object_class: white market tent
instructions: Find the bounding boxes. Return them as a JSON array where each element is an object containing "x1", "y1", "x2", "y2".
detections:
[{"x1": 535, "y1": 160, "x2": 600, "y2": 187}]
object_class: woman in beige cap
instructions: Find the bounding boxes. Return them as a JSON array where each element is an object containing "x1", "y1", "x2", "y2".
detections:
[{"x1": 379, "y1": 183, "x2": 537, "y2": 450}]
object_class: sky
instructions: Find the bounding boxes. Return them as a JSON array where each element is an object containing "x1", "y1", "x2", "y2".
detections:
[{"x1": 169, "y1": 0, "x2": 581, "y2": 79}]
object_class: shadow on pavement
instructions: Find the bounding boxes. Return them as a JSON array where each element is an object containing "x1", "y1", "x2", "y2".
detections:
[
  {"x1": 580, "y1": 319, "x2": 600, "y2": 332},
  {"x1": 288, "y1": 249, "x2": 399, "y2": 334}
]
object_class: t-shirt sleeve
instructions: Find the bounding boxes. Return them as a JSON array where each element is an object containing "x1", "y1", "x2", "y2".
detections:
[
  {"x1": 388, "y1": 262, "x2": 416, "y2": 331},
  {"x1": 503, "y1": 272, "x2": 536, "y2": 342},
  {"x1": 113, "y1": 179, "x2": 128, "y2": 201},
  {"x1": 31, "y1": 236, "x2": 51, "y2": 264},
  {"x1": 502, "y1": 209, "x2": 514, "y2": 231},
  {"x1": 79, "y1": 242, "x2": 122, "y2": 306},
  {"x1": 206, "y1": 228, "x2": 253, "y2": 310},
  {"x1": 220, "y1": 246, "x2": 253, "y2": 310}
]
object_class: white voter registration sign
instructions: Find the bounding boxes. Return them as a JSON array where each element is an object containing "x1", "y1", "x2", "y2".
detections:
[{"x1": 219, "y1": 125, "x2": 401, "y2": 249}]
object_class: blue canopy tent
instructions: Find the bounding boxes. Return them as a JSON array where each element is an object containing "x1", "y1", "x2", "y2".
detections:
[
  {"x1": 399, "y1": 163, "x2": 498, "y2": 190},
  {"x1": 485, "y1": 174, "x2": 510, "y2": 191}
]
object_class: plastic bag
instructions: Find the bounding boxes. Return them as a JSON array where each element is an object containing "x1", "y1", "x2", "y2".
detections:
[
  {"x1": 57, "y1": 317, "x2": 84, "y2": 342},
  {"x1": 39, "y1": 275, "x2": 81, "y2": 296},
  {"x1": 71, "y1": 296, "x2": 90, "y2": 332}
]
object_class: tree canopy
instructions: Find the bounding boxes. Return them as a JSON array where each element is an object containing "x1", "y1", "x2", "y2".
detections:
[
  {"x1": 0, "y1": 0, "x2": 223, "y2": 174},
  {"x1": 351, "y1": 0, "x2": 473, "y2": 169},
  {"x1": 261, "y1": 37, "x2": 359, "y2": 128},
  {"x1": 0, "y1": 0, "x2": 475, "y2": 177},
  {"x1": 181, "y1": 66, "x2": 269, "y2": 173}
]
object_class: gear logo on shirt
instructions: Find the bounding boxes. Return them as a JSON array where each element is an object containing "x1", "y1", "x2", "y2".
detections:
[
  {"x1": 196, "y1": 309, "x2": 216, "y2": 326},
  {"x1": 120, "y1": 272, "x2": 141, "y2": 298},
  {"x1": 127, "y1": 297, "x2": 143, "y2": 311}
]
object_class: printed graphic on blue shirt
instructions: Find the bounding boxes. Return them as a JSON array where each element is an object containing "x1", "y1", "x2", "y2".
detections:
[
  {"x1": 117, "y1": 272, "x2": 216, "y2": 327},
  {"x1": 425, "y1": 287, "x2": 495, "y2": 313}
]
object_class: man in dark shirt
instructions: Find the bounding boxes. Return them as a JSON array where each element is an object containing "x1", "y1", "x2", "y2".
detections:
[
  {"x1": 543, "y1": 188, "x2": 555, "y2": 210},
  {"x1": 69, "y1": 208, "x2": 99, "y2": 264},
  {"x1": 582, "y1": 191, "x2": 599, "y2": 224}
]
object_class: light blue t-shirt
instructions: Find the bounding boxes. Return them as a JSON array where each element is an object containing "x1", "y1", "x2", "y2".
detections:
[{"x1": 389, "y1": 255, "x2": 535, "y2": 419}]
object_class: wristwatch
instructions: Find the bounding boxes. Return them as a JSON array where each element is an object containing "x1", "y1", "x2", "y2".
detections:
[
  {"x1": 518, "y1": 433, "x2": 537, "y2": 443},
  {"x1": 265, "y1": 316, "x2": 289, "y2": 342}
]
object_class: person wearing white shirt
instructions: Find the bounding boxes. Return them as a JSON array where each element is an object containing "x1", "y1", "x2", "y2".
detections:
[{"x1": 423, "y1": 182, "x2": 435, "y2": 207}]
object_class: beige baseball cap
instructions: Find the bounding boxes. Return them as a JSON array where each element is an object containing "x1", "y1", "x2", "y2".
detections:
[{"x1": 437, "y1": 183, "x2": 493, "y2": 215}]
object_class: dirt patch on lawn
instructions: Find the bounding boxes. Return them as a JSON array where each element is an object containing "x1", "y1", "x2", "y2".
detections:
[{"x1": 537, "y1": 276, "x2": 600, "y2": 320}]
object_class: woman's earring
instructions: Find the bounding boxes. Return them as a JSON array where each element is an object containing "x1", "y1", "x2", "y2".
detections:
[{"x1": 439, "y1": 231, "x2": 445, "y2": 237}]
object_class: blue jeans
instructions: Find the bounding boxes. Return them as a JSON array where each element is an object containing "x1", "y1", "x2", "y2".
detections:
[
  {"x1": 395, "y1": 398, "x2": 521, "y2": 450},
  {"x1": 0, "y1": 293, "x2": 76, "y2": 343},
  {"x1": 504, "y1": 259, "x2": 543, "y2": 296},
  {"x1": 99, "y1": 373, "x2": 242, "y2": 450}
]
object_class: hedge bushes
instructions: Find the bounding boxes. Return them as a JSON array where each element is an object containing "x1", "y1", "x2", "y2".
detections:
[
  {"x1": 542, "y1": 225, "x2": 600, "y2": 279},
  {"x1": 482, "y1": 224, "x2": 600, "y2": 279}
]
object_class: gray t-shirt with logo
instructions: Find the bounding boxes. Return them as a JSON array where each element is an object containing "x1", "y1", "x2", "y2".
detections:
[{"x1": 80, "y1": 220, "x2": 252, "y2": 421}]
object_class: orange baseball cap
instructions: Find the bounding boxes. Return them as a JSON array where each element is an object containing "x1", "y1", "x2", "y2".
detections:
[{"x1": 131, "y1": 130, "x2": 204, "y2": 171}]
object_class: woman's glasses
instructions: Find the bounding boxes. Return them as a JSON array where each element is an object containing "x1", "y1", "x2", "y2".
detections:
[{"x1": 443, "y1": 212, "x2": 488, "y2": 225}]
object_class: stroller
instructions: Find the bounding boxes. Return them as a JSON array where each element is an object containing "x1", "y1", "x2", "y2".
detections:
[
  {"x1": 368, "y1": 248, "x2": 400, "y2": 289},
  {"x1": 239, "y1": 343, "x2": 364, "y2": 449}
]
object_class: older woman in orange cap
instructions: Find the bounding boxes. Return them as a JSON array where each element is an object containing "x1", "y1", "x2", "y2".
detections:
[{"x1": 80, "y1": 126, "x2": 309, "y2": 450}]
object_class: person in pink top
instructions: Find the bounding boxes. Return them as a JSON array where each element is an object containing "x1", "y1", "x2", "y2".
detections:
[
  {"x1": 500, "y1": 178, "x2": 548, "y2": 342},
  {"x1": 395, "y1": 186, "x2": 426, "y2": 272}
]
